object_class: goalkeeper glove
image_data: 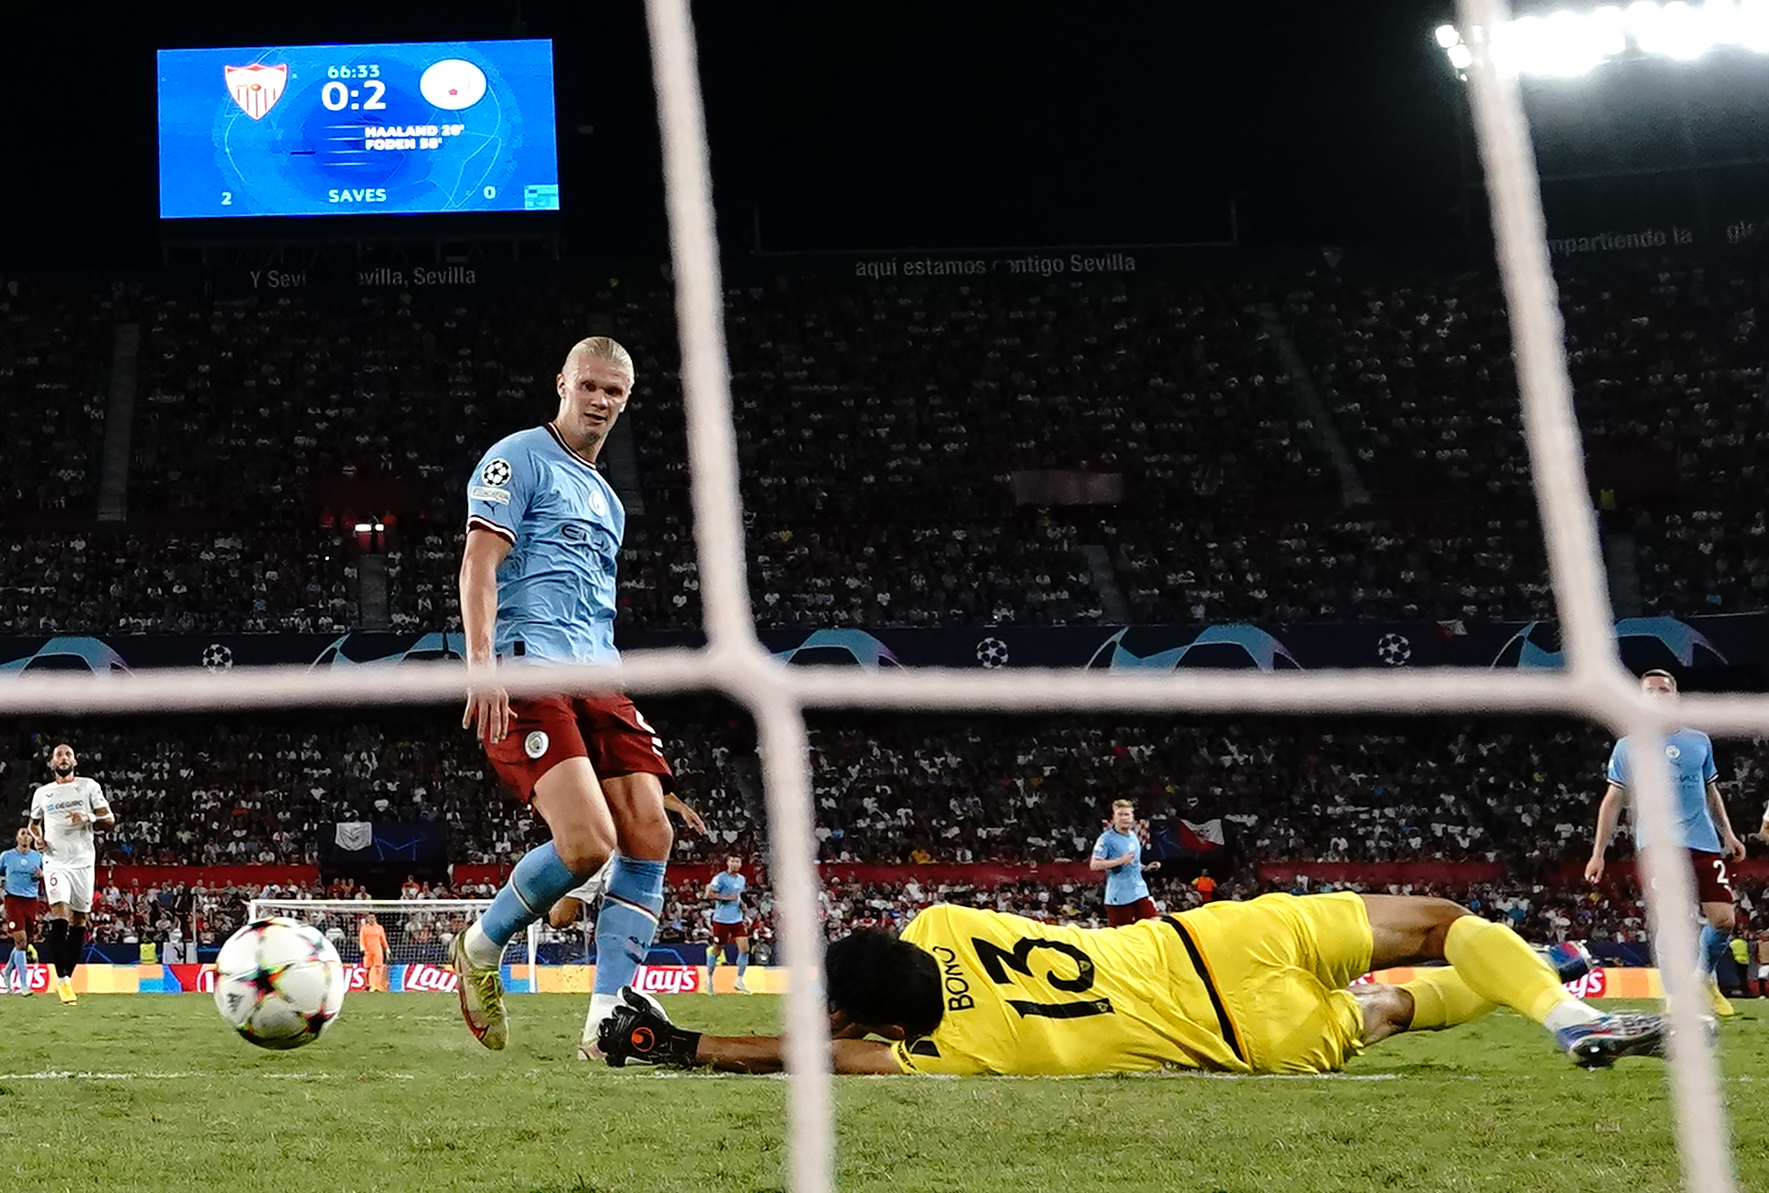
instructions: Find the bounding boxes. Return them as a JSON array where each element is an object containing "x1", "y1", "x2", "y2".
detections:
[{"x1": 598, "y1": 986, "x2": 703, "y2": 1068}]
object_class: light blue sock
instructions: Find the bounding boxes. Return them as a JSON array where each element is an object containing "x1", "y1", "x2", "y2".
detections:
[
  {"x1": 6, "y1": 947, "x2": 23, "y2": 992},
  {"x1": 1700, "y1": 923, "x2": 1729, "y2": 977},
  {"x1": 736, "y1": 950, "x2": 749, "y2": 982},
  {"x1": 593, "y1": 857, "x2": 667, "y2": 996},
  {"x1": 477, "y1": 841, "x2": 581, "y2": 954},
  {"x1": 706, "y1": 942, "x2": 720, "y2": 981}
]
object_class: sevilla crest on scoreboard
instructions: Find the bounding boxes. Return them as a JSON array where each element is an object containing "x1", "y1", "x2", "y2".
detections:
[{"x1": 225, "y1": 64, "x2": 288, "y2": 120}]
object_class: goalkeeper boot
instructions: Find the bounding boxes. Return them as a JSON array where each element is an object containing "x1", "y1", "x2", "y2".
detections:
[
  {"x1": 579, "y1": 985, "x2": 667, "y2": 1061},
  {"x1": 447, "y1": 933, "x2": 507, "y2": 1050},
  {"x1": 1557, "y1": 1011, "x2": 1668, "y2": 1069},
  {"x1": 57, "y1": 977, "x2": 76, "y2": 1005}
]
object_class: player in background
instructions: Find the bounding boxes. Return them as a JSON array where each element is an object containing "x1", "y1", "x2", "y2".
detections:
[
  {"x1": 1586, "y1": 669, "x2": 1746, "y2": 1018},
  {"x1": 450, "y1": 337, "x2": 679, "y2": 1055},
  {"x1": 546, "y1": 792, "x2": 708, "y2": 930},
  {"x1": 705, "y1": 856, "x2": 752, "y2": 994},
  {"x1": 2, "y1": 827, "x2": 44, "y2": 995},
  {"x1": 598, "y1": 891, "x2": 1668, "y2": 1075},
  {"x1": 1090, "y1": 799, "x2": 1160, "y2": 925},
  {"x1": 359, "y1": 913, "x2": 390, "y2": 992},
  {"x1": 28, "y1": 743, "x2": 114, "y2": 1005}
]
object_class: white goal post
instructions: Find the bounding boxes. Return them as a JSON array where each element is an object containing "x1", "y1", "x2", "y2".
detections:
[
  {"x1": 246, "y1": 898, "x2": 541, "y2": 977},
  {"x1": 0, "y1": 1, "x2": 1744, "y2": 1191}
]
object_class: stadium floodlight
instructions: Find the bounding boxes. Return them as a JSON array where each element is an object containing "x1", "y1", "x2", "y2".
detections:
[{"x1": 1438, "y1": 0, "x2": 1769, "y2": 74}]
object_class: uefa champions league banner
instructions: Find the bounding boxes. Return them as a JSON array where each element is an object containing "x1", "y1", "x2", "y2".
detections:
[{"x1": 0, "y1": 614, "x2": 1755, "y2": 676}]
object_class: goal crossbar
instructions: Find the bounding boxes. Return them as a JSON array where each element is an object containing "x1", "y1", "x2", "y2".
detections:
[{"x1": 246, "y1": 898, "x2": 540, "y2": 977}]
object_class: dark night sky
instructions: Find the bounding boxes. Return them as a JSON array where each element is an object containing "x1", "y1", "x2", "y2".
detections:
[{"x1": 6, "y1": 1, "x2": 1467, "y2": 268}]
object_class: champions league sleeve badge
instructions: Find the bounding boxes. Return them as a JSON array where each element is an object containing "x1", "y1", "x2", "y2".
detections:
[{"x1": 224, "y1": 63, "x2": 289, "y2": 120}]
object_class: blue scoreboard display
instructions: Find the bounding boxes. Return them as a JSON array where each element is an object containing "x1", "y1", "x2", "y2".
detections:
[{"x1": 157, "y1": 40, "x2": 560, "y2": 219}]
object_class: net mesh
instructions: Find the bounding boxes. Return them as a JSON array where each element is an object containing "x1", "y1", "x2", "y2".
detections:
[
  {"x1": 245, "y1": 899, "x2": 539, "y2": 971},
  {"x1": 0, "y1": 1, "x2": 1743, "y2": 1191}
]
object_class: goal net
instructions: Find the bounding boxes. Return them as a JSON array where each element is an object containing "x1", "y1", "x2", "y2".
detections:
[
  {"x1": 245, "y1": 899, "x2": 540, "y2": 987},
  {"x1": 0, "y1": 0, "x2": 1745, "y2": 1191}
]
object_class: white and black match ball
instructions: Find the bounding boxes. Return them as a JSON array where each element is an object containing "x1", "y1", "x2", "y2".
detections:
[
  {"x1": 976, "y1": 637, "x2": 1010, "y2": 668},
  {"x1": 1376, "y1": 633, "x2": 1412, "y2": 667},
  {"x1": 201, "y1": 643, "x2": 234, "y2": 672},
  {"x1": 214, "y1": 918, "x2": 346, "y2": 1050}
]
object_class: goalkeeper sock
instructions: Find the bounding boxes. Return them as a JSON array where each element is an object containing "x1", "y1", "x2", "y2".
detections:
[
  {"x1": 468, "y1": 841, "x2": 582, "y2": 967},
  {"x1": 1442, "y1": 915, "x2": 1598, "y2": 1029},
  {"x1": 1399, "y1": 967, "x2": 1497, "y2": 1030},
  {"x1": 592, "y1": 857, "x2": 667, "y2": 996},
  {"x1": 1699, "y1": 923, "x2": 1729, "y2": 977}
]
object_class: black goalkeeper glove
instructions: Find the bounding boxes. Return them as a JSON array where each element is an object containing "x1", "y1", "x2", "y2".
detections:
[{"x1": 597, "y1": 986, "x2": 703, "y2": 1068}]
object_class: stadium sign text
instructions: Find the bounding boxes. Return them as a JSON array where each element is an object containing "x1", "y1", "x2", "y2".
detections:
[
  {"x1": 632, "y1": 965, "x2": 703, "y2": 995},
  {"x1": 246, "y1": 267, "x2": 480, "y2": 290},
  {"x1": 1546, "y1": 226, "x2": 1693, "y2": 257},
  {"x1": 853, "y1": 252, "x2": 1137, "y2": 280}
]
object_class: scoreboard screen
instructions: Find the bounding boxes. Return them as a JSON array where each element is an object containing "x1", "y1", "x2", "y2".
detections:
[{"x1": 157, "y1": 40, "x2": 560, "y2": 219}]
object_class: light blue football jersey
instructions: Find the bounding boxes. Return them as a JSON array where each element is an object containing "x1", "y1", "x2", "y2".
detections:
[
  {"x1": 1606, "y1": 728, "x2": 1721, "y2": 853},
  {"x1": 1092, "y1": 828, "x2": 1150, "y2": 906},
  {"x1": 708, "y1": 871, "x2": 746, "y2": 924},
  {"x1": 465, "y1": 423, "x2": 625, "y2": 666},
  {"x1": 1, "y1": 847, "x2": 42, "y2": 898}
]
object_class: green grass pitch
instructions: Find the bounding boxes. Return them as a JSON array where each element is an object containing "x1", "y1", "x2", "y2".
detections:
[{"x1": 1, "y1": 994, "x2": 1766, "y2": 1193}]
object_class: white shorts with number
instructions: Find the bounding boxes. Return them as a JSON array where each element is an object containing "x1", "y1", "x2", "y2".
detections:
[{"x1": 43, "y1": 863, "x2": 94, "y2": 914}]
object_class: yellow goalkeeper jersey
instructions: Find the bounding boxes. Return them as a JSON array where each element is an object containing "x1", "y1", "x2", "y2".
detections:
[{"x1": 888, "y1": 905, "x2": 1249, "y2": 1076}]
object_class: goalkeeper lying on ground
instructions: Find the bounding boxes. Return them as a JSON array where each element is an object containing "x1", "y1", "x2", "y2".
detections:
[{"x1": 597, "y1": 892, "x2": 1668, "y2": 1075}]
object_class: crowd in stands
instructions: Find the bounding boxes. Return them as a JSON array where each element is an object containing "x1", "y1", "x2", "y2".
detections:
[
  {"x1": 7, "y1": 706, "x2": 1768, "y2": 879},
  {"x1": 1114, "y1": 508, "x2": 1553, "y2": 624},
  {"x1": 8, "y1": 260, "x2": 1769, "y2": 629},
  {"x1": 0, "y1": 529, "x2": 357, "y2": 635},
  {"x1": 11, "y1": 259, "x2": 1769, "y2": 964},
  {"x1": 0, "y1": 281, "x2": 112, "y2": 515},
  {"x1": 66, "y1": 858, "x2": 1769, "y2": 964}
]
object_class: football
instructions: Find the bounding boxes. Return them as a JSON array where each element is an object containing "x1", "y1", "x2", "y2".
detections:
[{"x1": 213, "y1": 918, "x2": 346, "y2": 1050}]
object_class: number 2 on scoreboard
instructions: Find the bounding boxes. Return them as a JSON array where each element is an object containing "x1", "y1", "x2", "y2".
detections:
[{"x1": 221, "y1": 192, "x2": 232, "y2": 206}]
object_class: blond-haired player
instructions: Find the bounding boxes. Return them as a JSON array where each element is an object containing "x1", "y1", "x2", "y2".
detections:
[
  {"x1": 450, "y1": 337, "x2": 681, "y2": 1059},
  {"x1": 1090, "y1": 799, "x2": 1160, "y2": 925}
]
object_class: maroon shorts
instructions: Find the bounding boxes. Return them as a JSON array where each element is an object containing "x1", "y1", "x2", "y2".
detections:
[
  {"x1": 485, "y1": 692, "x2": 673, "y2": 804},
  {"x1": 1107, "y1": 897, "x2": 1160, "y2": 927},
  {"x1": 1689, "y1": 849, "x2": 1735, "y2": 905},
  {"x1": 4, "y1": 894, "x2": 38, "y2": 935},
  {"x1": 711, "y1": 920, "x2": 749, "y2": 945}
]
